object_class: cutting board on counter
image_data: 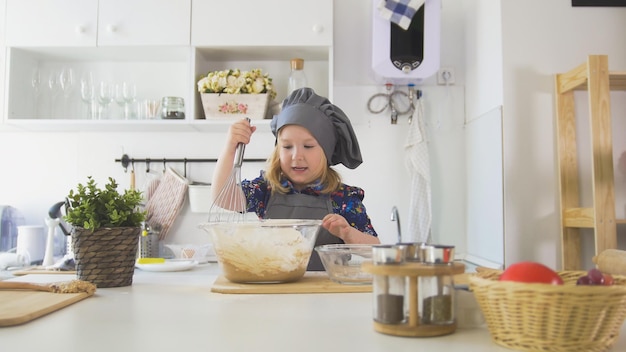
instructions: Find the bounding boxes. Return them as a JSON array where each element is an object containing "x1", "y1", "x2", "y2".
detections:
[
  {"x1": 211, "y1": 272, "x2": 372, "y2": 294},
  {"x1": 11, "y1": 268, "x2": 77, "y2": 276},
  {"x1": 0, "y1": 290, "x2": 93, "y2": 327}
]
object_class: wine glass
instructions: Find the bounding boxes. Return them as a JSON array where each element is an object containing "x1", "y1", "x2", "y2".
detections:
[
  {"x1": 122, "y1": 82, "x2": 137, "y2": 119},
  {"x1": 59, "y1": 67, "x2": 75, "y2": 117},
  {"x1": 31, "y1": 68, "x2": 42, "y2": 117},
  {"x1": 80, "y1": 71, "x2": 96, "y2": 119},
  {"x1": 114, "y1": 83, "x2": 126, "y2": 117},
  {"x1": 97, "y1": 81, "x2": 114, "y2": 119},
  {"x1": 114, "y1": 82, "x2": 136, "y2": 119},
  {"x1": 47, "y1": 71, "x2": 60, "y2": 118}
]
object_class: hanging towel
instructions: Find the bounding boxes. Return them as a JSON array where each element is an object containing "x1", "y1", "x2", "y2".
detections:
[
  {"x1": 145, "y1": 167, "x2": 189, "y2": 240},
  {"x1": 404, "y1": 98, "x2": 431, "y2": 242},
  {"x1": 377, "y1": 0, "x2": 426, "y2": 30}
]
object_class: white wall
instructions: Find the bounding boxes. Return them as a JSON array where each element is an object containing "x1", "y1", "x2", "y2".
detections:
[{"x1": 498, "y1": 0, "x2": 626, "y2": 268}]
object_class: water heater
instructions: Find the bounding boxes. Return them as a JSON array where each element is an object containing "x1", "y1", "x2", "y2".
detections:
[{"x1": 372, "y1": 0, "x2": 441, "y2": 85}]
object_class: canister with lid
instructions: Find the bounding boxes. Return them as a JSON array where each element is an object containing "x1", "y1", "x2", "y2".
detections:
[{"x1": 160, "y1": 96, "x2": 185, "y2": 119}]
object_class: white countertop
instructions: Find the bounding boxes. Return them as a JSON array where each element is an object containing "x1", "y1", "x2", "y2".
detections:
[{"x1": 1, "y1": 264, "x2": 625, "y2": 352}]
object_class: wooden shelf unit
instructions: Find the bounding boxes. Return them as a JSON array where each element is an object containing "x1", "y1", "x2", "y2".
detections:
[{"x1": 555, "y1": 55, "x2": 626, "y2": 270}]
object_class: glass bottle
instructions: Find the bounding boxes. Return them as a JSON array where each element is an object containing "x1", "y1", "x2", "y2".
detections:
[{"x1": 288, "y1": 58, "x2": 308, "y2": 94}]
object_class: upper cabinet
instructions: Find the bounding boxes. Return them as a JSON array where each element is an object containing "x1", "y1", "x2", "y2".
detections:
[
  {"x1": 191, "y1": 0, "x2": 332, "y2": 47},
  {"x1": 6, "y1": 0, "x2": 98, "y2": 47},
  {"x1": 5, "y1": 0, "x2": 191, "y2": 47},
  {"x1": 97, "y1": 0, "x2": 191, "y2": 46}
]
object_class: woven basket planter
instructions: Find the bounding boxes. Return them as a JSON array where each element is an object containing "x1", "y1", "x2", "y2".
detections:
[{"x1": 71, "y1": 227, "x2": 141, "y2": 288}]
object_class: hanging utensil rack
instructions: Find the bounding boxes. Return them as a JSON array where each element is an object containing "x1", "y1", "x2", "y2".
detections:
[{"x1": 115, "y1": 154, "x2": 266, "y2": 177}]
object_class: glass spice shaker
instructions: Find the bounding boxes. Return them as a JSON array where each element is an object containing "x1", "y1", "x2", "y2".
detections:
[
  {"x1": 372, "y1": 245, "x2": 407, "y2": 324},
  {"x1": 419, "y1": 244, "x2": 456, "y2": 325}
]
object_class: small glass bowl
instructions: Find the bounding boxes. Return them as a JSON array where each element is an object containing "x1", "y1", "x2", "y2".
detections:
[{"x1": 315, "y1": 244, "x2": 374, "y2": 285}]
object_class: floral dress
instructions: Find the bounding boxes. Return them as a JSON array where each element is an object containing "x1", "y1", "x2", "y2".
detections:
[{"x1": 241, "y1": 172, "x2": 378, "y2": 238}]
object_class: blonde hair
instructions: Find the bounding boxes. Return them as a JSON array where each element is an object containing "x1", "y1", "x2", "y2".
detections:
[{"x1": 264, "y1": 144, "x2": 342, "y2": 195}]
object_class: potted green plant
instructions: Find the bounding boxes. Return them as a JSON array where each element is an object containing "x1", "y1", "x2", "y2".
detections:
[{"x1": 64, "y1": 176, "x2": 146, "y2": 288}]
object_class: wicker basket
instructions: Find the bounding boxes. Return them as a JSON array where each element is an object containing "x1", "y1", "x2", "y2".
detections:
[
  {"x1": 469, "y1": 268, "x2": 626, "y2": 352},
  {"x1": 72, "y1": 227, "x2": 141, "y2": 288}
]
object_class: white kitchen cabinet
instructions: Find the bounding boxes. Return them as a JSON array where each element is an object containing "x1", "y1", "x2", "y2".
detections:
[
  {"x1": 5, "y1": 0, "x2": 98, "y2": 47},
  {"x1": 6, "y1": 0, "x2": 190, "y2": 47},
  {"x1": 1, "y1": 0, "x2": 332, "y2": 131},
  {"x1": 97, "y1": 0, "x2": 191, "y2": 46},
  {"x1": 191, "y1": 0, "x2": 332, "y2": 47}
]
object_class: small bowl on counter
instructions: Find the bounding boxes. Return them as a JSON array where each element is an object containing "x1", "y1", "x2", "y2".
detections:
[
  {"x1": 315, "y1": 244, "x2": 374, "y2": 285},
  {"x1": 200, "y1": 219, "x2": 321, "y2": 284}
]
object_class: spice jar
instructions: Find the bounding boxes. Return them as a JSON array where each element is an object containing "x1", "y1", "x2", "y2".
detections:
[
  {"x1": 419, "y1": 245, "x2": 456, "y2": 325},
  {"x1": 372, "y1": 245, "x2": 407, "y2": 324},
  {"x1": 160, "y1": 96, "x2": 185, "y2": 119}
]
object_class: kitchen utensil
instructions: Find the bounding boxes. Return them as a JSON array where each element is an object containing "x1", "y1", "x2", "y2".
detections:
[
  {"x1": 0, "y1": 280, "x2": 96, "y2": 294},
  {"x1": 208, "y1": 118, "x2": 250, "y2": 223},
  {"x1": 200, "y1": 219, "x2": 322, "y2": 283},
  {"x1": 315, "y1": 244, "x2": 374, "y2": 285}
]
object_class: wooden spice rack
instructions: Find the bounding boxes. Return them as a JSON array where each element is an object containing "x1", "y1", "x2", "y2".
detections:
[
  {"x1": 554, "y1": 55, "x2": 626, "y2": 270},
  {"x1": 361, "y1": 261, "x2": 465, "y2": 337}
]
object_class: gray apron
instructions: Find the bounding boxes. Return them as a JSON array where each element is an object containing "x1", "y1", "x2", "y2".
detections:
[{"x1": 265, "y1": 192, "x2": 344, "y2": 271}]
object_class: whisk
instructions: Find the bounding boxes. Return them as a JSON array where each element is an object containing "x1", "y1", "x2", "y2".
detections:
[{"x1": 208, "y1": 128, "x2": 249, "y2": 223}]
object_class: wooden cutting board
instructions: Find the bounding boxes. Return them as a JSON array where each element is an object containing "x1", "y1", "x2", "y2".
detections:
[
  {"x1": 11, "y1": 268, "x2": 77, "y2": 276},
  {"x1": 211, "y1": 272, "x2": 372, "y2": 294},
  {"x1": 0, "y1": 289, "x2": 93, "y2": 327}
]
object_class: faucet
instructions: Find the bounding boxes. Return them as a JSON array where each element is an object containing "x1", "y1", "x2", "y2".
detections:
[{"x1": 391, "y1": 206, "x2": 401, "y2": 243}]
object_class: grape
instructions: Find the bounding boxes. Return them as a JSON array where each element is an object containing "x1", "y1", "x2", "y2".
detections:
[
  {"x1": 587, "y1": 268, "x2": 605, "y2": 285},
  {"x1": 603, "y1": 274, "x2": 614, "y2": 286},
  {"x1": 576, "y1": 269, "x2": 615, "y2": 286}
]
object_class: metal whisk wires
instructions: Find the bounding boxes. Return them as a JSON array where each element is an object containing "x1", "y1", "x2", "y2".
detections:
[{"x1": 208, "y1": 141, "x2": 248, "y2": 223}]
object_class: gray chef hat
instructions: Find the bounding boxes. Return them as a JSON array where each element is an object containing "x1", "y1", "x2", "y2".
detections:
[{"x1": 270, "y1": 88, "x2": 363, "y2": 169}]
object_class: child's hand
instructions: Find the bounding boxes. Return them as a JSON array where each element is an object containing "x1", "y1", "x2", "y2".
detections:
[
  {"x1": 322, "y1": 214, "x2": 352, "y2": 241},
  {"x1": 227, "y1": 118, "x2": 256, "y2": 150}
]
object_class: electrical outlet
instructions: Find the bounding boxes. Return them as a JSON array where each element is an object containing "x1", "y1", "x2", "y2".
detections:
[{"x1": 437, "y1": 67, "x2": 455, "y2": 85}]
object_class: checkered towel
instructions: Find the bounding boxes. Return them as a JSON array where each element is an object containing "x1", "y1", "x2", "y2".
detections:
[{"x1": 377, "y1": 0, "x2": 426, "y2": 30}]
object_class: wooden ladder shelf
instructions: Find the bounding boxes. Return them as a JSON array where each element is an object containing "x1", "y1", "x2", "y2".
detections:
[{"x1": 555, "y1": 55, "x2": 626, "y2": 270}]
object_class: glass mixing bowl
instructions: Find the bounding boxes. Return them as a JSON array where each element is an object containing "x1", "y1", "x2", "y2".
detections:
[
  {"x1": 200, "y1": 219, "x2": 321, "y2": 283},
  {"x1": 315, "y1": 244, "x2": 374, "y2": 285}
]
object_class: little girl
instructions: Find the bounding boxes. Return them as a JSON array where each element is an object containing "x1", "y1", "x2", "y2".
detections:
[{"x1": 211, "y1": 88, "x2": 380, "y2": 270}]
